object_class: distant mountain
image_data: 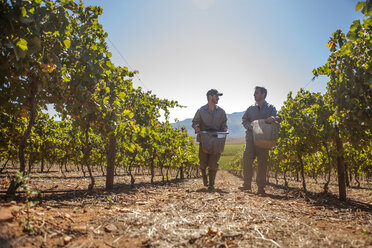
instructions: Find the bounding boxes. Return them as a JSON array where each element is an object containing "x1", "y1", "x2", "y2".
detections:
[{"x1": 171, "y1": 111, "x2": 246, "y2": 138}]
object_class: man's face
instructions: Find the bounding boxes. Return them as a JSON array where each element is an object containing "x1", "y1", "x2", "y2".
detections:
[
  {"x1": 254, "y1": 88, "x2": 265, "y2": 102},
  {"x1": 209, "y1": 94, "x2": 219, "y2": 104}
]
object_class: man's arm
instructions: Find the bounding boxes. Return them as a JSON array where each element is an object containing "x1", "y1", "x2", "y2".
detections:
[
  {"x1": 265, "y1": 105, "x2": 280, "y2": 124},
  {"x1": 220, "y1": 111, "x2": 228, "y2": 132},
  {"x1": 272, "y1": 107, "x2": 280, "y2": 122},
  {"x1": 192, "y1": 109, "x2": 201, "y2": 134},
  {"x1": 242, "y1": 108, "x2": 252, "y2": 130}
]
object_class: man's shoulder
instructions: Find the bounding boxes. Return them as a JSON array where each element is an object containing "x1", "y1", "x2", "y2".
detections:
[
  {"x1": 265, "y1": 102, "x2": 277, "y2": 110},
  {"x1": 198, "y1": 104, "x2": 209, "y2": 111},
  {"x1": 216, "y1": 105, "x2": 226, "y2": 113},
  {"x1": 246, "y1": 104, "x2": 256, "y2": 111}
]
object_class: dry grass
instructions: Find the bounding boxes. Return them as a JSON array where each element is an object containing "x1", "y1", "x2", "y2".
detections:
[{"x1": 225, "y1": 138, "x2": 245, "y2": 144}]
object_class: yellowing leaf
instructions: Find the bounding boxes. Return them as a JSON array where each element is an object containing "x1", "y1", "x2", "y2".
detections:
[
  {"x1": 16, "y1": 38, "x2": 28, "y2": 51},
  {"x1": 64, "y1": 39, "x2": 71, "y2": 49},
  {"x1": 2, "y1": 179, "x2": 10, "y2": 185},
  {"x1": 20, "y1": 7, "x2": 27, "y2": 17},
  {"x1": 130, "y1": 121, "x2": 139, "y2": 131},
  {"x1": 356, "y1": 2, "x2": 365, "y2": 11},
  {"x1": 327, "y1": 41, "x2": 335, "y2": 48}
]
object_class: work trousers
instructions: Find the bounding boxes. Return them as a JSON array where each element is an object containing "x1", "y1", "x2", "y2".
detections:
[
  {"x1": 242, "y1": 135, "x2": 269, "y2": 189},
  {"x1": 199, "y1": 145, "x2": 221, "y2": 170}
]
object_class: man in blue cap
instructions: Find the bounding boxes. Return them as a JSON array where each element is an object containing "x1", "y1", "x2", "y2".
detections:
[{"x1": 192, "y1": 89, "x2": 228, "y2": 191}]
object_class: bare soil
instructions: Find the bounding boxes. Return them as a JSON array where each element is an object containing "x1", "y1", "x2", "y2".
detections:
[{"x1": 1, "y1": 170, "x2": 372, "y2": 247}]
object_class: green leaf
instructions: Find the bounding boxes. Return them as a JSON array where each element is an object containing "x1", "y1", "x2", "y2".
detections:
[
  {"x1": 349, "y1": 20, "x2": 360, "y2": 32},
  {"x1": 122, "y1": 109, "x2": 134, "y2": 119},
  {"x1": 64, "y1": 39, "x2": 71, "y2": 49},
  {"x1": 45, "y1": 1, "x2": 54, "y2": 9},
  {"x1": 356, "y1": 2, "x2": 365, "y2": 11},
  {"x1": 20, "y1": 7, "x2": 27, "y2": 17},
  {"x1": 16, "y1": 38, "x2": 28, "y2": 51},
  {"x1": 106, "y1": 60, "x2": 113, "y2": 69},
  {"x1": 62, "y1": 68, "x2": 70, "y2": 82},
  {"x1": 118, "y1": 92, "x2": 126, "y2": 99},
  {"x1": 107, "y1": 52, "x2": 112, "y2": 58}
]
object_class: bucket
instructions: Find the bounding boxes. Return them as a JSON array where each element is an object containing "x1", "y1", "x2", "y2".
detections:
[
  {"x1": 200, "y1": 131, "x2": 229, "y2": 154},
  {"x1": 252, "y1": 119, "x2": 280, "y2": 149}
]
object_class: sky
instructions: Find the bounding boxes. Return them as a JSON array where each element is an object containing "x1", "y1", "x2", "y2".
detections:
[{"x1": 81, "y1": 0, "x2": 364, "y2": 122}]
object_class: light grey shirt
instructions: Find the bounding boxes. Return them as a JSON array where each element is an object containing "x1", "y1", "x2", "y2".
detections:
[
  {"x1": 242, "y1": 101, "x2": 279, "y2": 137},
  {"x1": 192, "y1": 104, "x2": 228, "y2": 132}
]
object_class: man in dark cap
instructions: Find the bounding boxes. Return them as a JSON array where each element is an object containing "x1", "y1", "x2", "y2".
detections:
[{"x1": 192, "y1": 89, "x2": 228, "y2": 191}]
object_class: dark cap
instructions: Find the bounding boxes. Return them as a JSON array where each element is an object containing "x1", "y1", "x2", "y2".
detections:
[{"x1": 206, "y1": 89, "x2": 223, "y2": 97}]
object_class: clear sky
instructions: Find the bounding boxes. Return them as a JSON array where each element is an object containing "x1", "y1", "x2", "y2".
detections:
[{"x1": 83, "y1": 0, "x2": 364, "y2": 122}]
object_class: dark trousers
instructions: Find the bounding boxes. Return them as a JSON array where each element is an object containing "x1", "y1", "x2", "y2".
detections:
[
  {"x1": 199, "y1": 145, "x2": 221, "y2": 170},
  {"x1": 242, "y1": 137, "x2": 269, "y2": 189}
]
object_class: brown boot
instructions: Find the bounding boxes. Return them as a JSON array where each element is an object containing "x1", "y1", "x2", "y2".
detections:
[
  {"x1": 208, "y1": 169, "x2": 217, "y2": 191},
  {"x1": 201, "y1": 169, "x2": 208, "y2": 187}
]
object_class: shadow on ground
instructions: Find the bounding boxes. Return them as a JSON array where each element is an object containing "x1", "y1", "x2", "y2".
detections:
[
  {"x1": 0, "y1": 177, "x2": 196, "y2": 204},
  {"x1": 228, "y1": 171, "x2": 372, "y2": 213}
]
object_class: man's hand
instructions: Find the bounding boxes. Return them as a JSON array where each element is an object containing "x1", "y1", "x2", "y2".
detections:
[
  {"x1": 195, "y1": 126, "x2": 200, "y2": 134},
  {"x1": 265, "y1": 117, "x2": 274, "y2": 124}
]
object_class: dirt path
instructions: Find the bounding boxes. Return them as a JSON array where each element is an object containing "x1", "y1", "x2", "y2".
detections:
[{"x1": 1, "y1": 171, "x2": 372, "y2": 247}]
